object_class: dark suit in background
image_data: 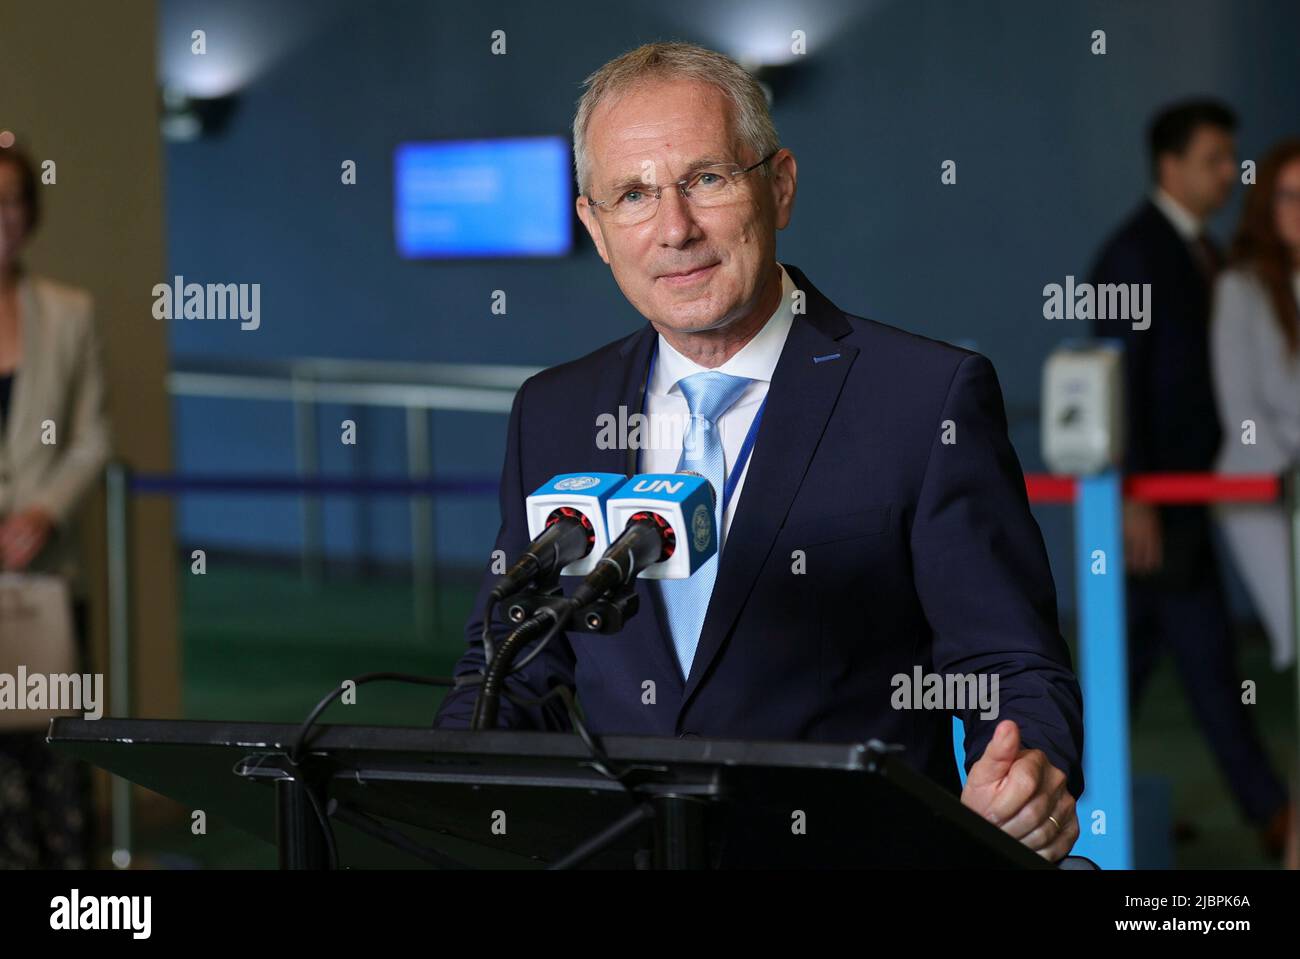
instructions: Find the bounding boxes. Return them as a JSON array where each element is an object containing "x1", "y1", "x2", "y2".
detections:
[
  {"x1": 436, "y1": 264, "x2": 1085, "y2": 802},
  {"x1": 1090, "y1": 201, "x2": 1286, "y2": 826}
]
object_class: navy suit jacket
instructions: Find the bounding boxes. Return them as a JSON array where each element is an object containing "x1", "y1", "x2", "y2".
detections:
[
  {"x1": 435, "y1": 263, "x2": 1085, "y2": 800},
  {"x1": 1089, "y1": 200, "x2": 1223, "y2": 589}
]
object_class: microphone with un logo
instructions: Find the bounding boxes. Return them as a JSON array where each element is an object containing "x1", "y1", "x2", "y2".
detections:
[
  {"x1": 568, "y1": 472, "x2": 718, "y2": 610},
  {"x1": 472, "y1": 471, "x2": 717, "y2": 730},
  {"x1": 489, "y1": 472, "x2": 625, "y2": 604}
]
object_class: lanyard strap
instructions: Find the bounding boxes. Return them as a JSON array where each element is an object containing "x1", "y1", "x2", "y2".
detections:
[{"x1": 637, "y1": 338, "x2": 767, "y2": 517}]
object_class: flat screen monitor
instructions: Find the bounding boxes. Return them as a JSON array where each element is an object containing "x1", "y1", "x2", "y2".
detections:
[{"x1": 394, "y1": 136, "x2": 573, "y2": 258}]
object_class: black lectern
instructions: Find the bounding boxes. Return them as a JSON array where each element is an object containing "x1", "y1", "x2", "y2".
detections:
[{"x1": 49, "y1": 718, "x2": 1050, "y2": 869}]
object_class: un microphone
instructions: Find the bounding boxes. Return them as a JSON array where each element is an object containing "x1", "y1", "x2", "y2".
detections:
[
  {"x1": 490, "y1": 472, "x2": 626, "y2": 602},
  {"x1": 569, "y1": 472, "x2": 717, "y2": 608}
]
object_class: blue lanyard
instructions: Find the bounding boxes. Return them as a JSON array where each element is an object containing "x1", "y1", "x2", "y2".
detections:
[{"x1": 638, "y1": 339, "x2": 768, "y2": 518}]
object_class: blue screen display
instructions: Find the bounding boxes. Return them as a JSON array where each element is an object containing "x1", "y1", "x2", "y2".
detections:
[{"x1": 394, "y1": 137, "x2": 573, "y2": 258}]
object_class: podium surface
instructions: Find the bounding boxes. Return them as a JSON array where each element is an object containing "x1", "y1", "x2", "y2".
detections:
[{"x1": 50, "y1": 718, "x2": 1050, "y2": 869}]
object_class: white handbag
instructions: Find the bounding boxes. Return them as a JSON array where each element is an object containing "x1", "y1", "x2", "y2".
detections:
[{"x1": 0, "y1": 572, "x2": 81, "y2": 730}]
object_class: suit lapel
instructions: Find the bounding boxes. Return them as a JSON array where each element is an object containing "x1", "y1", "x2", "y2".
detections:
[
  {"x1": 590, "y1": 324, "x2": 654, "y2": 476},
  {"x1": 590, "y1": 322, "x2": 682, "y2": 690},
  {"x1": 1144, "y1": 201, "x2": 1212, "y2": 294},
  {"x1": 680, "y1": 263, "x2": 858, "y2": 705},
  {"x1": 3, "y1": 276, "x2": 40, "y2": 453}
]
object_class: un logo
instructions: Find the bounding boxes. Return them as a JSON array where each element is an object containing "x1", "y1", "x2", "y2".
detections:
[{"x1": 692, "y1": 504, "x2": 712, "y2": 552}]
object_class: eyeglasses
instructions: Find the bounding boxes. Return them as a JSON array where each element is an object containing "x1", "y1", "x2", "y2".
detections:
[{"x1": 586, "y1": 151, "x2": 778, "y2": 226}]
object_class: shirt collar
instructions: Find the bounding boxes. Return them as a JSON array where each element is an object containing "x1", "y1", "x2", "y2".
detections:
[
  {"x1": 1151, "y1": 187, "x2": 1203, "y2": 241},
  {"x1": 650, "y1": 263, "x2": 795, "y2": 396}
]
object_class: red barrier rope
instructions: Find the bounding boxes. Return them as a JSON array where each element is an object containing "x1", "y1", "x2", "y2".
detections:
[
  {"x1": 1024, "y1": 475, "x2": 1077, "y2": 503},
  {"x1": 1023, "y1": 473, "x2": 1282, "y2": 505},
  {"x1": 1124, "y1": 473, "x2": 1281, "y2": 503}
]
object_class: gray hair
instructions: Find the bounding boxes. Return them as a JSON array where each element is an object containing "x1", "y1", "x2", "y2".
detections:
[{"x1": 572, "y1": 41, "x2": 780, "y2": 197}]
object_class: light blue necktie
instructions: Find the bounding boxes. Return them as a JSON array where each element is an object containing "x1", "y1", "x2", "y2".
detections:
[{"x1": 660, "y1": 371, "x2": 753, "y2": 678}]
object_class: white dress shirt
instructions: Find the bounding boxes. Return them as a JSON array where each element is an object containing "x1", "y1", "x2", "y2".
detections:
[{"x1": 640, "y1": 263, "x2": 795, "y2": 547}]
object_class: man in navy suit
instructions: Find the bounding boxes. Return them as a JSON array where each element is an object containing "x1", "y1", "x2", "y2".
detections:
[
  {"x1": 436, "y1": 42, "x2": 1084, "y2": 861},
  {"x1": 1089, "y1": 99, "x2": 1290, "y2": 857}
]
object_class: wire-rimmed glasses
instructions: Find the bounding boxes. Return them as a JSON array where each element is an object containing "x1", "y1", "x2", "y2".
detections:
[{"x1": 586, "y1": 150, "x2": 778, "y2": 226}]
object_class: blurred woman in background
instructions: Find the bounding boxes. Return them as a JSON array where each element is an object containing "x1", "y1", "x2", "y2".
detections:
[
  {"x1": 1211, "y1": 138, "x2": 1300, "y2": 673},
  {"x1": 0, "y1": 140, "x2": 112, "y2": 867}
]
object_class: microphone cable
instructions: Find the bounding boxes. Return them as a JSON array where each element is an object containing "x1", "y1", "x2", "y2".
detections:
[{"x1": 285, "y1": 671, "x2": 461, "y2": 869}]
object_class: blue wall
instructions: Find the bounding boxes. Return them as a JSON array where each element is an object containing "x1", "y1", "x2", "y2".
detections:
[{"x1": 161, "y1": 0, "x2": 1300, "y2": 614}]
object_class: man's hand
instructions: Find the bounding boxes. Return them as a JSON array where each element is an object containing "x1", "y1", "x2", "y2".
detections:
[
  {"x1": 1122, "y1": 500, "x2": 1162, "y2": 573},
  {"x1": 0, "y1": 505, "x2": 56, "y2": 571},
  {"x1": 960, "y1": 718, "x2": 1079, "y2": 861}
]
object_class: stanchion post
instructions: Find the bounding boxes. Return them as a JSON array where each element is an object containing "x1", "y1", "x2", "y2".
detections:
[
  {"x1": 104, "y1": 460, "x2": 134, "y2": 868},
  {"x1": 291, "y1": 370, "x2": 324, "y2": 586},
  {"x1": 1070, "y1": 468, "x2": 1133, "y2": 869},
  {"x1": 406, "y1": 406, "x2": 436, "y2": 645}
]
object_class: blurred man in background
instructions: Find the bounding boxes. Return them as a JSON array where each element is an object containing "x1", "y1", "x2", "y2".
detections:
[{"x1": 1089, "y1": 99, "x2": 1291, "y2": 859}]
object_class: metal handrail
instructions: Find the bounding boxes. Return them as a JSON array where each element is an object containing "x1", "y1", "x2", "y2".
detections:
[
  {"x1": 169, "y1": 355, "x2": 541, "y2": 410},
  {"x1": 166, "y1": 355, "x2": 543, "y2": 651}
]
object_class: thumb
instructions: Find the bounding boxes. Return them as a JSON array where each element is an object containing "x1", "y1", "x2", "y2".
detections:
[{"x1": 966, "y1": 719, "x2": 1021, "y2": 786}]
